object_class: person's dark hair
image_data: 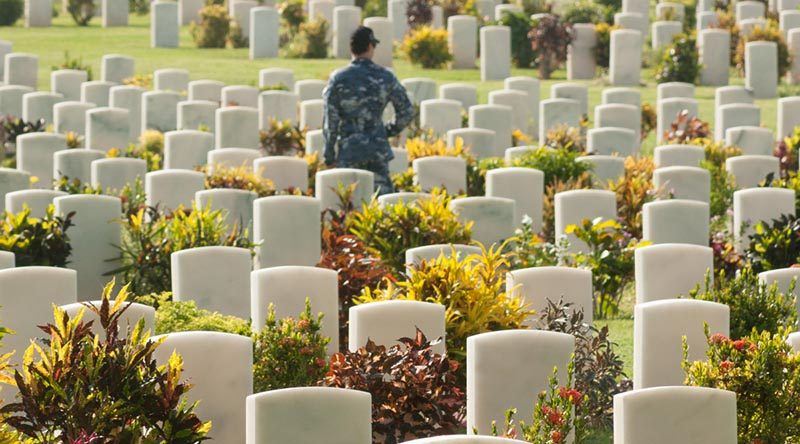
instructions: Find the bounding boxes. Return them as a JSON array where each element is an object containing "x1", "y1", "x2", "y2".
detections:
[{"x1": 351, "y1": 26, "x2": 379, "y2": 55}]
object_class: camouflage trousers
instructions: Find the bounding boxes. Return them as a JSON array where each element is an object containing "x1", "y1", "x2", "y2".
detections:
[{"x1": 339, "y1": 159, "x2": 395, "y2": 196}]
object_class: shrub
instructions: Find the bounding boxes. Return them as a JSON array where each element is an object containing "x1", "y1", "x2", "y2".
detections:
[
  {"x1": 777, "y1": 126, "x2": 800, "y2": 177},
  {"x1": 253, "y1": 299, "x2": 330, "y2": 392},
  {"x1": 684, "y1": 328, "x2": 800, "y2": 443},
  {"x1": 358, "y1": 0, "x2": 387, "y2": 18},
  {"x1": 318, "y1": 218, "x2": 395, "y2": 350},
  {"x1": 519, "y1": 0, "x2": 550, "y2": 15},
  {"x1": 228, "y1": 19, "x2": 248, "y2": 48},
  {"x1": 510, "y1": 146, "x2": 592, "y2": 187},
  {"x1": 123, "y1": 73, "x2": 153, "y2": 89},
  {"x1": 563, "y1": 218, "x2": 645, "y2": 318},
  {"x1": 320, "y1": 328, "x2": 465, "y2": 442},
  {"x1": 402, "y1": 26, "x2": 453, "y2": 69},
  {"x1": 67, "y1": 0, "x2": 94, "y2": 25},
  {"x1": 129, "y1": 0, "x2": 148, "y2": 15},
  {"x1": 261, "y1": 118, "x2": 306, "y2": 155},
  {"x1": 191, "y1": 5, "x2": 230, "y2": 48},
  {"x1": 608, "y1": 156, "x2": 656, "y2": 239},
  {"x1": 406, "y1": 133, "x2": 464, "y2": 160},
  {"x1": 529, "y1": 14, "x2": 573, "y2": 79},
  {"x1": 689, "y1": 267, "x2": 797, "y2": 339},
  {"x1": 535, "y1": 299, "x2": 631, "y2": 430},
  {"x1": 108, "y1": 129, "x2": 164, "y2": 171},
  {"x1": 562, "y1": 1, "x2": 603, "y2": 24},
  {"x1": 710, "y1": 232, "x2": 744, "y2": 279},
  {"x1": 499, "y1": 12, "x2": 537, "y2": 69},
  {"x1": 0, "y1": 319, "x2": 14, "y2": 441},
  {"x1": 508, "y1": 216, "x2": 560, "y2": 269},
  {"x1": 703, "y1": 160, "x2": 736, "y2": 218},
  {"x1": 736, "y1": 23, "x2": 791, "y2": 79},
  {"x1": 655, "y1": 33, "x2": 699, "y2": 84},
  {"x1": 204, "y1": 164, "x2": 278, "y2": 197},
  {"x1": 0, "y1": 205, "x2": 74, "y2": 267},
  {"x1": 544, "y1": 125, "x2": 586, "y2": 153},
  {"x1": 406, "y1": 0, "x2": 433, "y2": 29},
  {"x1": 4, "y1": 282, "x2": 211, "y2": 442},
  {"x1": 542, "y1": 175, "x2": 592, "y2": 242},
  {"x1": 593, "y1": 23, "x2": 617, "y2": 69},
  {"x1": 284, "y1": 18, "x2": 329, "y2": 58},
  {"x1": 640, "y1": 102, "x2": 657, "y2": 140},
  {"x1": 347, "y1": 192, "x2": 472, "y2": 274},
  {"x1": 664, "y1": 110, "x2": 710, "y2": 143},
  {"x1": 745, "y1": 213, "x2": 800, "y2": 272},
  {"x1": 51, "y1": 52, "x2": 94, "y2": 80},
  {"x1": 356, "y1": 245, "x2": 532, "y2": 372},
  {"x1": 113, "y1": 204, "x2": 255, "y2": 295},
  {"x1": 155, "y1": 299, "x2": 252, "y2": 336},
  {"x1": 279, "y1": 0, "x2": 306, "y2": 31},
  {"x1": 1, "y1": 117, "x2": 46, "y2": 145},
  {"x1": 493, "y1": 363, "x2": 582, "y2": 442},
  {"x1": 0, "y1": 0, "x2": 23, "y2": 26}
]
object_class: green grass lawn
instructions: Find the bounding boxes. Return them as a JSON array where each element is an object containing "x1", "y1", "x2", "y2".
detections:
[{"x1": 0, "y1": 13, "x2": 782, "y2": 158}]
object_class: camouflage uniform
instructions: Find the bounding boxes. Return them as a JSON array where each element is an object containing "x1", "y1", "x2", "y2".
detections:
[{"x1": 322, "y1": 58, "x2": 414, "y2": 195}]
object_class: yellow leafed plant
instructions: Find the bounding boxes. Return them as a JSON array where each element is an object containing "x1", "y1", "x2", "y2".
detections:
[
  {"x1": 406, "y1": 132, "x2": 465, "y2": 161},
  {"x1": 355, "y1": 243, "x2": 532, "y2": 370}
]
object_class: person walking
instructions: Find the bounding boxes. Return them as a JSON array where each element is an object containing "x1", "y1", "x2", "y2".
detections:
[{"x1": 322, "y1": 26, "x2": 414, "y2": 195}]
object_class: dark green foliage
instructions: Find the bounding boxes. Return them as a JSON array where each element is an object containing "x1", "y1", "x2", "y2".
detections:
[
  {"x1": 253, "y1": 300, "x2": 330, "y2": 392},
  {"x1": 511, "y1": 147, "x2": 592, "y2": 187},
  {"x1": 746, "y1": 213, "x2": 800, "y2": 272},
  {"x1": 529, "y1": 14, "x2": 573, "y2": 79},
  {"x1": 406, "y1": 0, "x2": 432, "y2": 29},
  {"x1": 0, "y1": 0, "x2": 23, "y2": 26},
  {"x1": 284, "y1": 18, "x2": 330, "y2": 58},
  {"x1": 155, "y1": 299, "x2": 252, "y2": 336},
  {"x1": 655, "y1": 33, "x2": 699, "y2": 84},
  {"x1": 498, "y1": 12, "x2": 536, "y2": 68},
  {"x1": 690, "y1": 267, "x2": 797, "y2": 339},
  {"x1": 67, "y1": 0, "x2": 95, "y2": 25}
]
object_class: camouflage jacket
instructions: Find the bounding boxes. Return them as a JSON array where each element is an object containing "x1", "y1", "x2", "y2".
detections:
[{"x1": 322, "y1": 58, "x2": 414, "y2": 166}]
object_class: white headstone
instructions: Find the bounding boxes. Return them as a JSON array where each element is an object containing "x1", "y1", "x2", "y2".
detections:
[
  {"x1": 507, "y1": 266, "x2": 593, "y2": 324},
  {"x1": 725, "y1": 154, "x2": 780, "y2": 189},
  {"x1": 22, "y1": 91, "x2": 64, "y2": 124},
  {"x1": 653, "y1": 144, "x2": 704, "y2": 167},
  {"x1": 333, "y1": 6, "x2": 362, "y2": 59},
  {"x1": 51, "y1": 69, "x2": 87, "y2": 102},
  {"x1": 587, "y1": 127, "x2": 638, "y2": 157},
  {"x1": 164, "y1": 129, "x2": 214, "y2": 170},
  {"x1": 0, "y1": 85, "x2": 34, "y2": 117},
  {"x1": 109, "y1": 85, "x2": 144, "y2": 142},
  {"x1": 253, "y1": 196, "x2": 321, "y2": 268},
  {"x1": 188, "y1": 79, "x2": 224, "y2": 102},
  {"x1": 315, "y1": 168, "x2": 375, "y2": 210},
  {"x1": 86, "y1": 107, "x2": 130, "y2": 152},
  {"x1": 480, "y1": 26, "x2": 511, "y2": 81},
  {"x1": 54, "y1": 195, "x2": 121, "y2": 300},
  {"x1": 733, "y1": 188, "x2": 795, "y2": 252},
  {"x1": 195, "y1": 188, "x2": 257, "y2": 235},
  {"x1": 177, "y1": 100, "x2": 217, "y2": 131},
  {"x1": 171, "y1": 246, "x2": 251, "y2": 318},
  {"x1": 53, "y1": 149, "x2": 105, "y2": 183},
  {"x1": 657, "y1": 97, "x2": 698, "y2": 143},
  {"x1": 254, "y1": 156, "x2": 309, "y2": 191},
  {"x1": 554, "y1": 189, "x2": 617, "y2": 253},
  {"x1": 4, "y1": 53, "x2": 38, "y2": 90},
  {"x1": 609, "y1": 29, "x2": 642, "y2": 86},
  {"x1": 449, "y1": 196, "x2": 515, "y2": 246},
  {"x1": 259, "y1": 90, "x2": 299, "y2": 127},
  {"x1": 141, "y1": 90, "x2": 181, "y2": 134},
  {"x1": 16, "y1": 133, "x2": 65, "y2": 188},
  {"x1": 699, "y1": 29, "x2": 730, "y2": 86},
  {"x1": 635, "y1": 243, "x2": 713, "y2": 304},
  {"x1": 447, "y1": 128, "x2": 496, "y2": 160},
  {"x1": 91, "y1": 157, "x2": 147, "y2": 193},
  {"x1": 145, "y1": 170, "x2": 205, "y2": 211},
  {"x1": 745, "y1": 41, "x2": 778, "y2": 99},
  {"x1": 724, "y1": 126, "x2": 773, "y2": 156},
  {"x1": 0, "y1": 168, "x2": 31, "y2": 213},
  {"x1": 53, "y1": 101, "x2": 94, "y2": 137},
  {"x1": 349, "y1": 300, "x2": 446, "y2": 353},
  {"x1": 642, "y1": 199, "x2": 710, "y2": 246},
  {"x1": 216, "y1": 106, "x2": 259, "y2": 149},
  {"x1": 539, "y1": 98, "x2": 581, "y2": 142},
  {"x1": 101, "y1": 54, "x2": 135, "y2": 84},
  {"x1": 653, "y1": 166, "x2": 711, "y2": 202},
  {"x1": 151, "y1": 1, "x2": 180, "y2": 48},
  {"x1": 413, "y1": 156, "x2": 467, "y2": 193},
  {"x1": 5, "y1": 189, "x2": 67, "y2": 217},
  {"x1": 449, "y1": 15, "x2": 478, "y2": 69}
]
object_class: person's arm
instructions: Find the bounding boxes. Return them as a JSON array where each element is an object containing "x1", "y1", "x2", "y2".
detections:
[
  {"x1": 384, "y1": 78, "x2": 415, "y2": 137},
  {"x1": 322, "y1": 81, "x2": 340, "y2": 166}
]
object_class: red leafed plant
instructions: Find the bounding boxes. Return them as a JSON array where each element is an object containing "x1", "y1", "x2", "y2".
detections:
[
  {"x1": 664, "y1": 109, "x2": 710, "y2": 143},
  {"x1": 319, "y1": 328, "x2": 466, "y2": 443}
]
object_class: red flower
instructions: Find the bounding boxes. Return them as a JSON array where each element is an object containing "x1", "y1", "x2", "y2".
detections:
[
  {"x1": 551, "y1": 431, "x2": 564, "y2": 443},
  {"x1": 709, "y1": 333, "x2": 729, "y2": 345},
  {"x1": 733, "y1": 339, "x2": 748, "y2": 351},
  {"x1": 543, "y1": 406, "x2": 564, "y2": 426},
  {"x1": 559, "y1": 387, "x2": 583, "y2": 406},
  {"x1": 719, "y1": 360, "x2": 734, "y2": 372}
]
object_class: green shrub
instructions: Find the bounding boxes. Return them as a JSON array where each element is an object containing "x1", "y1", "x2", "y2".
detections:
[
  {"x1": 608, "y1": 156, "x2": 656, "y2": 239},
  {"x1": 777, "y1": 125, "x2": 800, "y2": 176},
  {"x1": 346, "y1": 191, "x2": 472, "y2": 274},
  {"x1": 684, "y1": 328, "x2": 800, "y2": 444},
  {"x1": 5, "y1": 282, "x2": 211, "y2": 442},
  {"x1": 402, "y1": 26, "x2": 453, "y2": 69},
  {"x1": 0, "y1": 205, "x2": 74, "y2": 267},
  {"x1": 358, "y1": 0, "x2": 387, "y2": 18},
  {"x1": 279, "y1": 0, "x2": 306, "y2": 31},
  {"x1": 129, "y1": 0, "x2": 148, "y2": 14},
  {"x1": 640, "y1": 102, "x2": 657, "y2": 139},
  {"x1": 544, "y1": 125, "x2": 586, "y2": 153},
  {"x1": 745, "y1": 213, "x2": 800, "y2": 272},
  {"x1": 0, "y1": 0, "x2": 23, "y2": 26},
  {"x1": 562, "y1": 1, "x2": 603, "y2": 24},
  {"x1": 113, "y1": 204, "x2": 255, "y2": 295},
  {"x1": 655, "y1": 33, "x2": 699, "y2": 84},
  {"x1": 228, "y1": 19, "x2": 248, "y2": 48},
  {"x1": 51, "y1": 52, "x2": 94, "y2": 81},
  {"x1": 703, "y1": 160, "x2": 736, "y2": 218},
  {"x1": 284, "y1": 18, "x2": 329, "y2": 58},
  {"x1": 498, "y1": 12, "x2": 536, "y2": 69},
  {"x1": 510, "y1": 146, "x2": 592, "y2": 187},
  {"x1": 530, "y1": 14, "x2": 573, "y2": 79},
  {"x1": 689, "y1": 267, "x2": 797, "y2": 339},
  {"x1": 562, "y1": 218, "x2": 645, "y2": 318},
  {"x1": 155, "y1": 299, "x2": 252, "y2": 336},
  {"x1": 67, "y1": 0, "x2": 94, "y2": 25},
  {"x1": 253, "y1": 299, "x2": 330, "y2": 392},
  {"x1": 204, "y1": 164, "x2": 278, "y2": 197},
  {"x1": 191, "y1": 5, "x2": 230, "y2": 48},
  {"x1": 593, "y1": 23, "x2": 617, "y2": 69}
]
